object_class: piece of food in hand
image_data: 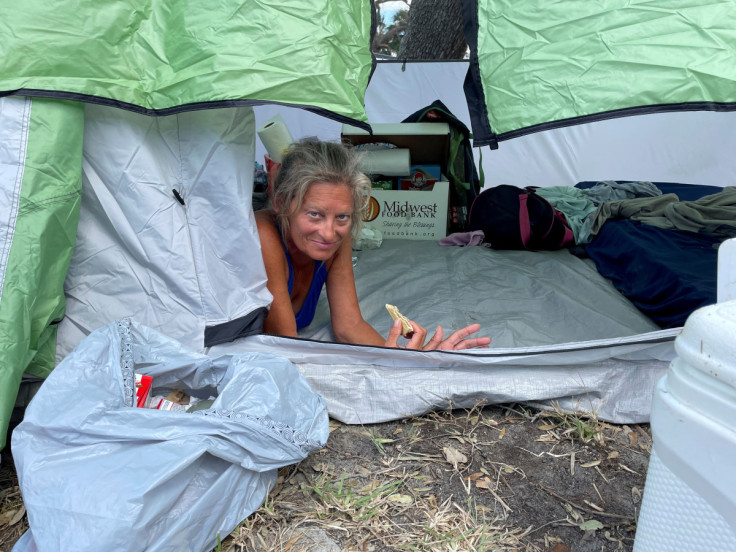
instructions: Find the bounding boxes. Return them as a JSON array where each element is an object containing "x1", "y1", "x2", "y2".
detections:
[{"x1": 385, "y1": 304, "x2": 414, "y2": 338}]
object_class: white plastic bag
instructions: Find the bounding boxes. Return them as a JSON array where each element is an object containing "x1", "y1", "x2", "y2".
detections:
[{"x1": 12, "y1": 318, "x2": 328, "y2": 552}]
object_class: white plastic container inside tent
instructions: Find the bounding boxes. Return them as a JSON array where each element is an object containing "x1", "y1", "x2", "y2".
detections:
[{"x1": 632, "y1": 240, "x2": 736, "y2": 551}]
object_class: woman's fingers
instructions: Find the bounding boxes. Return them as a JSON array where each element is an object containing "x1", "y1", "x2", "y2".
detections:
[
  {"x1": 387, "y1": 321, "x2": 491, "y2": 351},
  {"x1": 437, "y1": 324, "x2": 492, "y2": 351},
  {"x1": 421, "y1": 326, "x2": 444, "y2": 351},
  {"x1": 385, "y1": 319, "x2": 428, "y2": 349},
  {"x1": 384, "y1": 318, "x2": 403, "y2": 348},
  {"x1": 446, "y1": 336, "x2": 492, "y2": 350},
  {"x1": 404, "y1": 320, "x2": 428, "y2": 349}
]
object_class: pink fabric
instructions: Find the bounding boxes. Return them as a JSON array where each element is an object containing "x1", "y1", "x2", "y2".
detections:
[
  {"x1": 438, "y1": 230, "x2": 489, "y2": 247},
  {"x1": 519, "y1": 194, "x2": 531, "y2": 247}
]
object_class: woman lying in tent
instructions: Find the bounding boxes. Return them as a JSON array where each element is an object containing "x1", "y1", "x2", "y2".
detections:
[{"x1": 255, "y1": 139, "x2": 491, "y2": 351}]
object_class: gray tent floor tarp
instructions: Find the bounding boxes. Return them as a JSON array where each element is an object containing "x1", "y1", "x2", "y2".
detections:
[
  {"x1": 304, "y1": 240, "x2": 660, "y2": 349},
  {"x1": 211, "y1": 241, "x2": 677, "y2": 425}
]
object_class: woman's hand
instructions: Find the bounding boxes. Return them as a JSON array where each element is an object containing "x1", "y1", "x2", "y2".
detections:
[
  {"x1": 422, "y1": 323, "x2": 491, "y2": 351},
  {"x1": 384, "y1": 319, "x2": 491, "y2": 351}
]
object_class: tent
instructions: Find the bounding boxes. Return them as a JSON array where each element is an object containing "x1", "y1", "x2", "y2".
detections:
[
  {"x1": 0, "y1": 0, "x2": 373, "y2": 452},
  {"x1": 2, "y1": 0, "x2": 736, "y2": 453}
]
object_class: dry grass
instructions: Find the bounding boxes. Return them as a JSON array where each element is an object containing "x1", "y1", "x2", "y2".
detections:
[
  {"x1": 0, "y1": 459, "x2": 28, "y2": 551},
  {"x1": 213, "y1": 402, "x2": 650, "y2": 552},
  {"x1": 220, "y1": 466, "x2": 538, "y2": 552}
]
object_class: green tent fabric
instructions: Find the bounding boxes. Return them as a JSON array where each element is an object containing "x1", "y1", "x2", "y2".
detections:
[
  {"x1": 464, "y1": 0, "x2": 736, "y2": 146},
  {"x1": 0, "y1": 97, "x2": 84, "y2": 451},
  {"x1": 0, "y1": 0, "x2": 373, "y2": 126}
]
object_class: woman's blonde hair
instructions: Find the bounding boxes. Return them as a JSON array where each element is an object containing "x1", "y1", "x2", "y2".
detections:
[{"x1": 268, "y1": 139, "x2": 371, "y2": 241}]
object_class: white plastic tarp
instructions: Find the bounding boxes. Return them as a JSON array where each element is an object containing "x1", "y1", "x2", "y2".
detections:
[{"x1": 14, "y1": 318, "x2": 328, "y2": 552}]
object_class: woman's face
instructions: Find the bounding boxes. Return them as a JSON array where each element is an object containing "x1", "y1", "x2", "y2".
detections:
[{"x1": 286, "y1": 181, "x2": 354, "y2": 261}]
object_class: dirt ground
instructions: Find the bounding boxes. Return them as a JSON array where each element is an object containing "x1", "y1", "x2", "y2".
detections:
[{"x1": 0, "y1": 402, "x2": 652, "y2": 552}]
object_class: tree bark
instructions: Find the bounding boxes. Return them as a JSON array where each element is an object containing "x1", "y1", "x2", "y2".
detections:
[{"x1": 397, "y1": 0, "x2": 467, "y2": 60}]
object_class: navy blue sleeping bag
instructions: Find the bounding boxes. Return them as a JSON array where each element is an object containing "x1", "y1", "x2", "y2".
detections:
[
  {"x1": 584, "y1": 219, "x2": 720, "y2": 328},
  {"x1": 579, "y1": 181, "x2": 723, "y2": 328}
]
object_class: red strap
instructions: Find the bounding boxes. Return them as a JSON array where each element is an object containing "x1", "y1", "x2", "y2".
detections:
[
  {"x1": 561, "y1": 219, "x2": 574, "y2": 246},
  {"x1": 519, "y1": 194, "x2": 531, "y2": 247}
]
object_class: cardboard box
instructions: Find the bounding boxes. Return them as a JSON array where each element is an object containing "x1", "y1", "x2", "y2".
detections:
[
  {"x1": 342, "y1": 123, "x2": 450, "y2": 174},
  {"x1": 343, "y1": 123, "x2": 451, "y2": 240},
  {"x1": 362, "y1": 181, "x2": 449, "y2": 240}
]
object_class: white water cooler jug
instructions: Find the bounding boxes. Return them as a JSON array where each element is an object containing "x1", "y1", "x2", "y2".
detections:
[{"x1": 634, "y1": 299, "x2": 736, "y2": 551}]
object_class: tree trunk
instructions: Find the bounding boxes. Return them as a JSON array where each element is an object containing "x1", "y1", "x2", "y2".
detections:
[{"x1": 397, "y1": 0, "x2": 467, "y2": 60}]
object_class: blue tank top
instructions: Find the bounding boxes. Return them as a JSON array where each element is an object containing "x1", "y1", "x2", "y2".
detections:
[{"x1": 279, "y1": 234, "x2": 328, "y2": 330}]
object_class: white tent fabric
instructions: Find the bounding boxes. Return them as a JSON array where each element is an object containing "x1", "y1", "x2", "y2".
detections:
[
  {"x1": 56, "y1": 104, "x2": 271, "y2": 361},
  {"x1": 255, "y1": 60, "x2": 736, "y2": 189},
  {"x1": 209, "y1": 241, "x2": 675, "y2": 425},
  {"x1": 0, "y1": 98, "x2": 27, "y2": 292}
]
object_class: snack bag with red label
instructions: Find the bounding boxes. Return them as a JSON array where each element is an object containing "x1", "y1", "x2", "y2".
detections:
[{"x1": 134, "y1": 373, "x2": 152, "y2": 408}]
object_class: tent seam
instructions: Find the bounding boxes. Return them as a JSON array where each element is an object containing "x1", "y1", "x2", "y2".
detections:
[
  {"x1": 17, "y1": 189, "x2": 81, "y2": 215},
  {"x1": 175, "y1": 113, "x2": 209, "y2": 336},
  {"x1": 0, "y1": 90, "x2": 372, "y2": 131},
  {"x1": 490, "y1": 102, "x2": 736, "y2": 145},
  {"x1": 0, "y1": 97, "x2": 31, "y2": 308}
]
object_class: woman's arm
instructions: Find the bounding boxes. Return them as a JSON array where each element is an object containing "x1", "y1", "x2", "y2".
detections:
[
  {"x1": 325, "y1": 237, "x2": 387, "y2": 345},
  {"x1": 255, "y1": 214, "x2": 300, "y2": 338}
]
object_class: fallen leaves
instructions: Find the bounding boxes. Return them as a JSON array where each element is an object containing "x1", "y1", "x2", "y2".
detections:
[
  {"x1": 468, "y1": 475, "x2": 514, "y2": 515},
  {"x1": 442, "y1": 446, "x2": 467, "y2": 469},
  {"x1": 0, "y1": 482, "x2": 29, "y2": 550},
  {"x1": 579, "y1": 519, "x2": 604, "y2": 532},
  {"x1": 386, "y1": 493, "x2": 413, "y2": 505},
  {"x1": 474, "y1": 478, "x2": 492, "y2": 489},
  {"x1": 570, "y1": 451, "x2": 576, "y2": 476},
  {"x1": 0, "y1": 503, "x2": 25, "y2": 526}
]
